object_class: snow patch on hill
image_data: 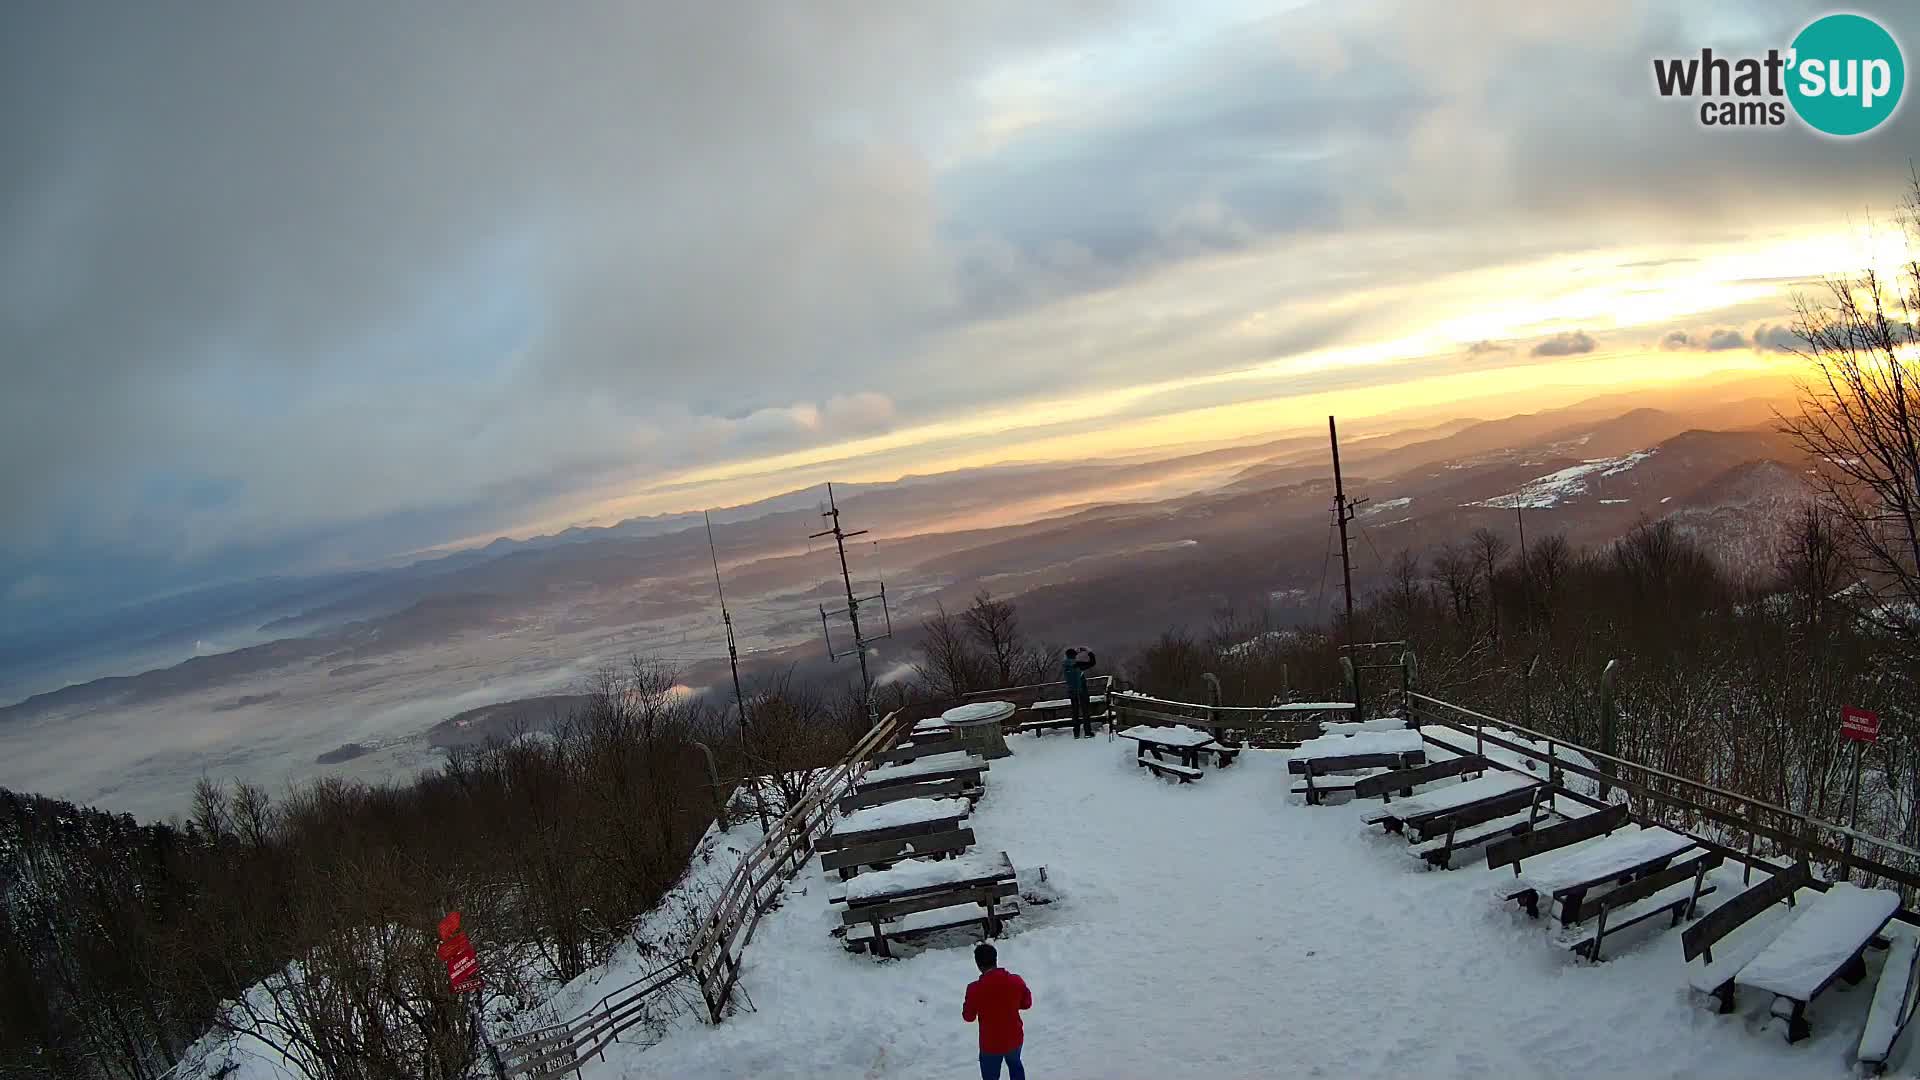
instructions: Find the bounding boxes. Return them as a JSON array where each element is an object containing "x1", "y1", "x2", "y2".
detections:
[{"x1": 1471, "y1": 449, "x2": 1655, "y2": 509}]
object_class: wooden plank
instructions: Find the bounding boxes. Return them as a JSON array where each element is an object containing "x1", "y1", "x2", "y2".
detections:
[
  {"x1": 1570, "y1": 850, "x2": 1723, "y2": 925},
  {"x1": 1486, "y1": 803, "x2": 1629, "y2": 874},
  {"x1": 1289, "y1": 751, "x2": 1424, "y2": 775},
  {"x1": 847, "y1": 902, "x2": 1021, "y2": 945},
  {"x1": 1859, "y1": 934, "x2": 1920, "y2": 1072},
  {"x1": 1681, "y1": 862, "x2": 1810, "y2": 963},
  {"x1": 837, "y1": 777, "x2": 969, "y2": 813},
  {"x1": 880, "y1": 740, "x2": 967, "y2": 766},
  {"x1": 820, "y1": 827, "x2": 975, "y2": 873},
  {"x1": 1141, "y1": 758, "x2": 1202, "y2": 782},
  {"x1": 820, "y1": 814, "x2": 965, "y2": 852},
  {"x1": 857, "y1": 764, "x2": 986, "y2": 792},
  {"x1": 841, "y1": 881, "x2": 1018, "y2": 926},
  {"x1": 1354, "y1": 755, "x2": 1484, "y2": 800}
]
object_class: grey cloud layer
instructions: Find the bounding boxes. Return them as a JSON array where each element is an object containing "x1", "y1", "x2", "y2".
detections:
[{"x1": 4, "y1": 0, "x2": 1916, "y2": 628}]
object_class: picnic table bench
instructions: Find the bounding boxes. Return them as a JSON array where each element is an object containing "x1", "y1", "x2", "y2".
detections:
[
  {"x1": 1408, "y1": 804, "x2": 1559, "y2": 870},
  {"x1": 1860, "y1": 933, "x2": 1920, "y2": 1073},
  {"x1": 1363, "y1": 770, "x2": 1544, "y2": 840},
  {"x1": 821, "y1": 797, "x2": 967, "y2": 849},
  {"x1": 855, "y1": 751, "x2": 987, "y2": 796},
  {"x1": 1682, "y1": 861, "x2": 1811, "y2": 1015},
  {"x1": 837, "y1": 850, "x2": 1020, "y2": 957},
  {"x1": 1559, "y1": 849, "x2": 1720, "y2": 961},
  {"x1": 1733, "y1": 883, "x2": 1899, "y2": 1042},
  {"x1": 1504, "y1": 824, "x2": 1697, "y2": 925},
  {"x1": 838, "y1": 775, "x2": 980, "y2": 814},
  {"x1": 1353, "y1": 754, "x2": 1485, "y2": 802},
  {"x1": 1287, "y1": 728, "x2": 1426, "y2": 804}
]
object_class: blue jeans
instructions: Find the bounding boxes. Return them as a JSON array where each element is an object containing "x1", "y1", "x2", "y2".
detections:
[{"x1": 980, "y1": 1047, "x2": 1025, "y2": 1080}]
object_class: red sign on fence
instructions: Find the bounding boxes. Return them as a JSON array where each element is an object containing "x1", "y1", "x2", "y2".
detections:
[
  {"x1": 1841, "y1": 705, "x2": 1881, "y2": 743},
  {"x1": 437, "y1": 911, "x2": 482, "y2": 993}
]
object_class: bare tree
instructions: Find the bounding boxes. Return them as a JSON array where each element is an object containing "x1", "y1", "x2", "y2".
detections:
[
  {"x1": 1469, "y1": 527, "x2": 1511, "y2": 642},
  {"x1": 912, "y1": 603, "x2": 986, "y2": 698},
  {"x1": 1432, "y1": 542, "x2": 1478, "y2": 625},
  {"x1": 962, "y1": 590, "x2": 1040, "y2": 688}
]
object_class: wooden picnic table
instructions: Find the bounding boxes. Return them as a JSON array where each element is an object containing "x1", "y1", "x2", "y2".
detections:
[
  {"x1": 836, "y1": 850, "x2": 1020, "y2": 957},
  {"x1": 1734, "y1": 883, "x2": 1899, "y2": 1042},
  {"x1": 1116, "y1": 724, "x2": 1227, "y2": 768},
  {"x1": 1508, "y1": 825, "x2": 1697, "y2": 925}
]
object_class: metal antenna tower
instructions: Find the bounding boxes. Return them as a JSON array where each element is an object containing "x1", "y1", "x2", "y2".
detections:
[
  {"x1": 811, "y1": 483, "x2": 893, "y2": 726},
  {"x1": 706, "y1": 511, "x2": 767, "y2": 834},
  {"x1": 1328, "y1": 415, "x2": 1365, "y2": 642}
]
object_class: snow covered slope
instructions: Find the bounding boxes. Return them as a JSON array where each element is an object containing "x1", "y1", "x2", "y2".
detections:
[{"x1": 595, "y1": 735, "x2": 1906, "y2": 1079}]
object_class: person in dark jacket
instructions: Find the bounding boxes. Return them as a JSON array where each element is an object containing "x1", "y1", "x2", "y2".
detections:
[
  {"x1": 963, "y1": 943, "x2": 1031, "y2": 1080},
  {"x1": 1063, "y1": 647, "x2": 1097, "y2": 737}
]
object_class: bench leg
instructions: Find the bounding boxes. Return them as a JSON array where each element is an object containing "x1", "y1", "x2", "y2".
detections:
[
  {"x1": 1557, "y1": 888, "x2": 1587, "y2": 928},
  {"x1": 1519, "y1": 890, "x2": 1540, "y2": 920},
  {"x1": 1842, "y1": 951, "x2": 1869, "y2": 986},
  {"x1": 1785, "y1": 999, "x2": 1809, "y2": 1043},
  {"x1": 1711, "y1": 979, "x2": 1736, "y2": 1015}
]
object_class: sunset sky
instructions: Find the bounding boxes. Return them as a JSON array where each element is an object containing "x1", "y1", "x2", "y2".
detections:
[{"x1": 4, "y1": 0, "x2": 1918, "y2": 629}]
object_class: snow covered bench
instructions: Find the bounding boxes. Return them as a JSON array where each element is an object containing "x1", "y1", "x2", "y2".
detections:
[
  {"x1": 1732, "y1": 882, "x2": 1899, "y2": 1043},
  {"x1": 1486, "y1": 802, "x2": 1629, "y2": 876},
  {"x1": 1362, "y1": 770, "x2": 1541, "y2": 840},
  {"x1": 855, "y1": 752, "x2": 987, "y2": 796},
  {"x1": 822, "y1": 797, "x2": 968, "y2": 851},
  {"x1": 1288, "y1": 753, "x2": 1423, "y2": 804},
  {"x1": 1859, "y1": 932, "x2": 1920, "y2": 1074},
  {"x1": 1562, "y1": 849, "x2": 1720, "y2": 962},
  {"x1": 1352, "y1": 754, "x2": 1486, "y2": 802},
  {"x1": 1505, "y1": 825, "x2": 1697, "y2": 926},
  {"x1": 837, "y1": 850, "x2": 1019, "y2": 958},
  {"x1": 1409, "y1": 805, "x2": 1557, "y2": 870},
  {"x1": 1023, "y1": 695, "x2": 1108, "y2": 734},
  {"x1": 880, "y1": 739, "x2": 974, "y2": 767},
  {"x1": 1681, "y1": 861, "x2": 1810, "y2": 1015},
  {"x1": 820, "y1": 826, "x2": 975, "y2": 880},
  {"x1": 838, "y1": 775, "x2": 978, "y2": 814},
  {"x1": 1141, "y1": 757, "x2": 1203, "y2": 784}
]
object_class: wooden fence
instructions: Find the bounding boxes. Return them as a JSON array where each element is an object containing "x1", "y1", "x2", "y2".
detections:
[
  {"x1": 1406, "y1": 692, "x2": 1920, "y2": 919},
  {"x1": 500, "y1": 708, "x2": 913, "y2": 1079}
]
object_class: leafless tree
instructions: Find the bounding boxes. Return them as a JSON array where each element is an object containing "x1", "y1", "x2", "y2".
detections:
[
  {"x1": 912, "y1": 603, "x2": 987, "y2": 698},
  {"x1": 962, "y1": 590, "x2": 1042, "y2": 688}
]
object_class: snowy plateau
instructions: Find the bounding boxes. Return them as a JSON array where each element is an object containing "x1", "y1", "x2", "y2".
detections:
[{"x1": 189, "y1": 731, "x2": 1912, "y2": 1079}]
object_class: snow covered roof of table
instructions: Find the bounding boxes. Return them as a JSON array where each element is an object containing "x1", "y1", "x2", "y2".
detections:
[
  {"x1": 843, "y1": 849, "x2": 1012, "y2": 904},
  {"x1": 860, "y1": 751, "x2": 984, "y2": 785},
  {"x1": 1510, "y1": 825, "x2": 1695, "y2": 896},
  {"x1": 1735, "y1": 883, "x2": 1899, "y2": 1000},
  {"x1": 1375, "y1": 770, "x2": 1538, "y2": 819},
  {"x1": 1116, "y1": 724, "x2": 1215, "y2": 748},
  {"x1": 833, "y1": 797, "x2": 967, "y2": 836},
  {"x1": 942, "y1": 700, "x2": 1016, "y2": 724},
  {"x1": 1294, "y1": 728, "x2": 1424, "y2": 758}
]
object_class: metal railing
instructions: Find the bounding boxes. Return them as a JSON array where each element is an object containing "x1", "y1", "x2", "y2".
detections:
[{"x1": 500, "y1": 708, "x2": 912, "y2": 1078}]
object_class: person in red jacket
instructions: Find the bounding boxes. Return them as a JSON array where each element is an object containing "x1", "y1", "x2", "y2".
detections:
[{"x1": 962, "y1": 942, "x2": 1031, "y2": 1079}]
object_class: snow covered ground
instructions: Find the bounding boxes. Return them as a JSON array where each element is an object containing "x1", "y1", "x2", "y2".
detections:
[
  {"x1": 1472, "y1": 449, "x2": 1656, "y2": 510},
  {"x1": 593, "y1": 733, "x2": 1915, "y2": 1079}
]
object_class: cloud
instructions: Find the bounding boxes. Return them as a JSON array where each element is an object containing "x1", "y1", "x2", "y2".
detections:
[
  {"x1": 1705, "y1": 328, "x2": 1746, "y2": 351},
  {"x1": 1751, "y1": 323, "x2": 1808, "y2": 352},
  {"x1": 1466, "y1": 340, "x2": 1512, "y2": 356},
  {"x1": 1664, "y1": 327, "x2": 1747, "y2": 350},
  {"x1": 1531, "y1": 331, "x2": 1596, "y2": 357},
  {"x1": 1660, "y1": 330, "x2": 1691, "y2": 349}
]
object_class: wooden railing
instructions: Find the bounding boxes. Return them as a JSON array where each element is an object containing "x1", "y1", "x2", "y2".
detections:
[
  {"x1": 501, "y1": 708, "x2": 913, "y2": 1078},
  {"x1": 1406, "y1": 692, "x2": 1920, "y2": 919},
  {"x1": 1109, "y1": 690, "x2": 1344, "y2": 748}
]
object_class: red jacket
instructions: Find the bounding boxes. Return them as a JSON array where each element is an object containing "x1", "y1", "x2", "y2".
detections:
[{"x1": 963, "y1": 967, "x2": 1031, "y2": 1054}]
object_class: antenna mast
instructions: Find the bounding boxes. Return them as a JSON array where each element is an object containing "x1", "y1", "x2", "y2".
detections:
[
  {"x1": 707, "y1": 511, "x2": 767, "y2": 834},
  {"x1": 812, "y1": 483, "x2": 893, "y2": 726},
  {"x1": 1328, "y1": 416, "x2": 1363, "y2": 642}
]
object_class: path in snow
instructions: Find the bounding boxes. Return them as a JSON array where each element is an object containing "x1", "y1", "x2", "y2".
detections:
[{"x1": 607, "y1": 736, "x2": 1905, "y2": 1079}]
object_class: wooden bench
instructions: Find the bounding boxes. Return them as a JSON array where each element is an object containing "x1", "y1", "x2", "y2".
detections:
[
  {"x1": 1682, "y1": 862, "x2": 1810, "y2": 1014},
  {"x1": 1287, "y1": 751, "x2": 1425, "y2": 805},
  {"x1": 1410, "y1": 804, "x2": 1555, "y2": 870},
  {"x1": 838, "y1": 776, "x2": 976, "y2": 814},
  {"x1": 838, "y1": 851, "x2": 1019, "y2": 958},
  {"x1": 1487, "y1": 802, "x2": 1630, "y2": 875},
  {"x1": 1353, "y1": 754, "x2": 1485, "y2": 802},
  {"x1": 1386, "y1": 775, "x2": 1544, "y2": 843},
  {"x1": 1564, "y1": 849, "x2": 1721, "y2": 962},
  {"x1": 845, "y1": 899, "x2": 1021, "y2": 954},
  {"x1": 1140, "y1": 757, "x2": 1202, "y2": 784},
  {"x1": 1859, "y1": 933, "x2": 1920, "y2": 1074},
  {"x1": 1503, "y1": 825, "x2": 1697, "y2": 925},
  {"x1": 1733, "y1": 883, "x2": 1899, "y2": 1042},
  {"x1": 879, "y1": 740, "x2": 971, "y2": 767},
  {"x1": 1194, "y1": 743, "x2": 1240, "y2": 768},
  {"x1": 819, "y1": 827, "x2": 975, "y2": 879}
]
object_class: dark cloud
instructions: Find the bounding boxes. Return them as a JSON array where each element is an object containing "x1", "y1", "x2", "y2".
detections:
[
  {"x1": 1466, "y1": 340, "x2": 1512, "y2": 355},
  {"x1": 1661, "y1": 330, "x2": 1692, "y2": 349},
  {"x1": 1531, "y1": 331, "x2": 1596, "y2": 357},
  {"x1": 1706, "y1": 328, "x2": 1747, "y2": 351}
]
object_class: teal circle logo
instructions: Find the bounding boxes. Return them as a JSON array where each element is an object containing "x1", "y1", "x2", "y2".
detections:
[{"x1": 1788, "y1": 13, "x2": 1905, "y2": 136}]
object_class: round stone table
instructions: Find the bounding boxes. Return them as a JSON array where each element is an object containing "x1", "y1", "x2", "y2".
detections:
[{"x1": 940, "y1": 700, "x2": 1016, "y2": 760}]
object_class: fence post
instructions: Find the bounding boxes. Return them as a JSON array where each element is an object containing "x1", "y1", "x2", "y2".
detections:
[
  {"x1": 1598, "y1": 659, "x2": 1623, "y2": 802},
  {"x1": 691, "y1": 740, "x2": 728, "y2": 830},
  {"x1": 1743, "y1": 801, "x2": 1756, "y2": 885}
]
